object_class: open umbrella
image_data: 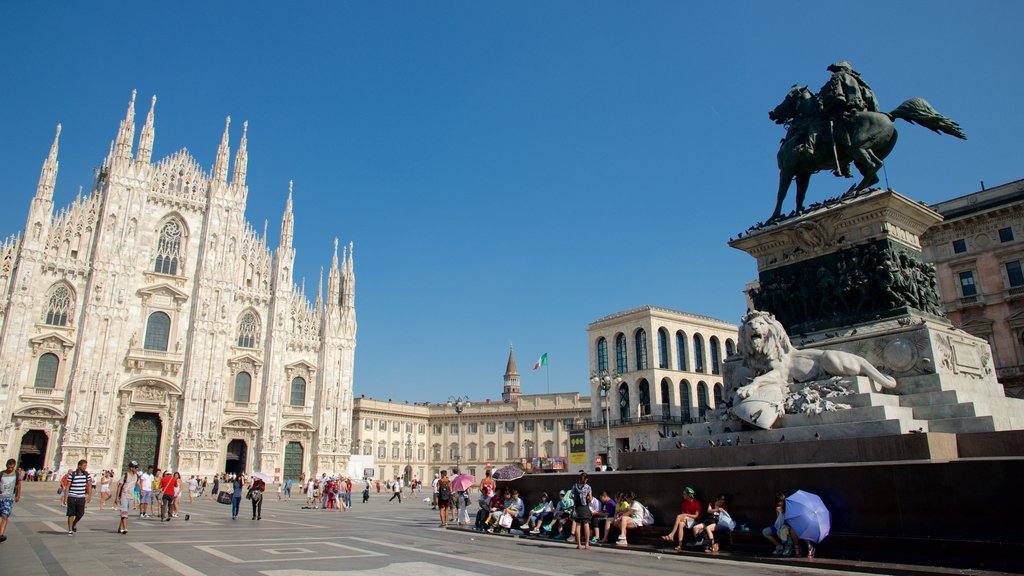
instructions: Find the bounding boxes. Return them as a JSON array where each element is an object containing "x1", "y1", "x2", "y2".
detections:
[
  {"x1": 785, "y1": 490, "x2": 831, "y2": 543},
  {"x1": 492, "y1": 465, "x2": 525, "y2": 481},
  {"x1": 451, "y1": 473, "x2": 475, "y2": 492},
  {"x1": 252, "y1": 471, "x2": 273, "y2": 483}
]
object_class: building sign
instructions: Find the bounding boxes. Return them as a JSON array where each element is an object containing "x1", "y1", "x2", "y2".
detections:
[
  {"x1": 363, "y1": 468, "x2": 375, "y2": 478},
  {"x1": 569, "y1": 430, "x2": 586, "y2": 466}
]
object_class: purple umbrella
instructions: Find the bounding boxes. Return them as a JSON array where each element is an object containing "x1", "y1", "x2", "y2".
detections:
[
  {"x1": 491, "y1": 465, "x2": 525, "y2": 481},
  {"x1": 785, "y1": 490, "x2": 831, "y2": 544}
]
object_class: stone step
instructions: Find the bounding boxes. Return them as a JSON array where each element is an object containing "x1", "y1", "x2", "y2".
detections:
[
  {"x1": 911, "y1": 402, "x2": 978, "y2": 420},
  {"x1": 783, "y1": 404, "x2": 917, "y2": 427},
  {"x1": 673, "y1": 417, "x2": 930, "y2": 447},
  {"x1": 926, "y1": 416, "x2": 998, "y2": 434},
  {"x1": 898, "y1": 390, "x2": 962, "y2": 408},
  {"x1": 897, "y1": 375, "x2": 1007, "y2": 397}
]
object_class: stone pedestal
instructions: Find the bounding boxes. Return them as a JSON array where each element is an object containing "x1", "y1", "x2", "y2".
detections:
[{"x1": 723, "y1": 188, "x2": 1024, "y2": 438}]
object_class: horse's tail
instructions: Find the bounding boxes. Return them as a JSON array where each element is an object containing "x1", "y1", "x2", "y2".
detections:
[{"x1": 888, "y1": 98, "x2": 967, "y2": 140}]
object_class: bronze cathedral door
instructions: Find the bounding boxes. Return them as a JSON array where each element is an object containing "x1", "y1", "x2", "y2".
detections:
[{"x1": 123, "y1": 412, "x2": 162, "y2": 471}]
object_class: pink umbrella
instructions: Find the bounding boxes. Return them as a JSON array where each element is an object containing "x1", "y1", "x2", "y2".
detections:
[{"x1": 451, "y1": 473, "x2": 475, "y2": 492}]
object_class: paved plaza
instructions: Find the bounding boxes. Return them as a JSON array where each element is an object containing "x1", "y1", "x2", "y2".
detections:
[{"x1": 0, "y1": 482, "x2": 894, "y2": 576}]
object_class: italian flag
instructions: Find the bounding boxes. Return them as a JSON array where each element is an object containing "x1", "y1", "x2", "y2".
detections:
[{"x1": 533, "y1": 353, "x2": 548, "y2": 371}]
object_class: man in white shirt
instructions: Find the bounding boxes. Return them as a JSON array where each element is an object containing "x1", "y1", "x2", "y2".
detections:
[
  {"x1": 139, "y1": 465, "x2": 155, "y2": 518},
  {"x1": 431, "y1": 473, "x2": 440, "y2": 510}
]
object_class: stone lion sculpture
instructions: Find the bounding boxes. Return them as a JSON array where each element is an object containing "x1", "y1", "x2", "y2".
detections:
[{"x1": 731, "y1": 310, "x2": 897, "y2": 429}]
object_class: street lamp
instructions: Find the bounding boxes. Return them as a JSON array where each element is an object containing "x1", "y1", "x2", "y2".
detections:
[
  {"x1": 447, "y1": 395, "x2": 470, "y2": 470},
  {"x1": 405, "y1": 433, "x2": 412, "y2": 483},
  {"x1": 590, "y1": 369, "x2": 622, "y2": 470}
]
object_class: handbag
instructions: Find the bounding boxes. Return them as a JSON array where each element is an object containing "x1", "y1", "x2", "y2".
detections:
[
  {"x1": 498, "y1": 512, "x2": 513, "y2": 529},
  {"x1": 217, "y1": 491, "x2": 232, "y2": 504}
]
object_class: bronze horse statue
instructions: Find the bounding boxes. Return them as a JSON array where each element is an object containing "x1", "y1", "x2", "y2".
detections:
[{"x1": 767, "y1": 86, "x2": 966, "y2": 222}]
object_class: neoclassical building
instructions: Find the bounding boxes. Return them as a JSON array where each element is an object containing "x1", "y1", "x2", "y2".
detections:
[
  {"x1": 584, "y1": 306, "x2": 738, "y2": 467},
  {"x1": 352, "y1": 347, "x2": 589, "y2": 482},
  {"x1": 0, "y1": 92, "x2": 356, "y2": 479}
]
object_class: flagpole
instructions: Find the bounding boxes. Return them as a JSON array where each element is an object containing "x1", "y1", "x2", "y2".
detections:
[{"x1": 546, "y1": 360, "x2": 550, "y2": 394}]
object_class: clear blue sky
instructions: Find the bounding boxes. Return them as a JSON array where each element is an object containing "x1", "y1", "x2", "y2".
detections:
[{"x1": 1, "y1": 2, "x2": 1021, "y2": 403}]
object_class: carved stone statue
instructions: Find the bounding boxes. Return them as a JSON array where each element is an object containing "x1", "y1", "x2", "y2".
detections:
[
  {"x1": 766, "y1": 63, "x2": 966, "y2": 222},
  {"x1": 731, "y1": 310, "x2": 897, "y2": 429}
]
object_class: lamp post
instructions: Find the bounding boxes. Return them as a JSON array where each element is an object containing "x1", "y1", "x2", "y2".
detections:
[
  {"x1": 447, "y1": 395, "x2": 470, "y2": 470},
  {"x1": 405, "y1": 433, "x2": 412, "y2": 483},
  {"x1": 590, "y1": 369, "x2": 622, "y2": 470}
]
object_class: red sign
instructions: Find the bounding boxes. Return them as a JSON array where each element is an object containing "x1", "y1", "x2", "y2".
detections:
[
  {"x1": 595, "y1": 456, "x2": 602, "y2": 466},
  {"x1": 486, "y1": 462, "x2": 492, "y2": 468}
]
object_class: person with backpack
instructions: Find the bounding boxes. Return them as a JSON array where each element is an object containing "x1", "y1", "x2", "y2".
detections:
[
  {"x1": 610, "y1": 492, "x2": 646, "y2": 546},
  {"x1": 436, "y1": 469, "x2": 453, "y2": 527},
  {"x1": 571, "y1": 471, "x2": 594, "y2": 550},
  {"x1": 62, "y1": 459, "x2": 92, "y2": 536},
  {"x1": 0, "y1": 458, "x2": 23, "y2": 543},
  {"x1": 114, "y1": 461, "x2": 139, "y2": 534}
]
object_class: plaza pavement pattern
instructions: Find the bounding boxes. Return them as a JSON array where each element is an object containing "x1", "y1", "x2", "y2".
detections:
[{"x1": 4, "y1": 482, "x2": 889, "y2": 576}]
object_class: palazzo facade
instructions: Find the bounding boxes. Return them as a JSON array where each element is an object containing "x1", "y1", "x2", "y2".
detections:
[{"x1": 0, "y1": 92, "x2": 356, "y2": 479}]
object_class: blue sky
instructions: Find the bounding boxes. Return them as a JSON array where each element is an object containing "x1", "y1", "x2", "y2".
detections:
[{"x1": 1, "y1": 2, "x2": 1021, "y2": 403}]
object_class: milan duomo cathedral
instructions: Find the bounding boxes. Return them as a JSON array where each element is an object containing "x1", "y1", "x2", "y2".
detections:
[{"x1": 0, "y1": 91, "x2": 357, "y2": 480}]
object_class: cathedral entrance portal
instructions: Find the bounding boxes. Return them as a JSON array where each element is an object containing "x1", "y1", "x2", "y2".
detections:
[
  {"x1": 18, "y1": 430, "x2": 49, "y2": 470},
  {"x1": 123, "y1": 412, "x2": 162, "y2": 471},
  {"x1": 225, "y1": 439, "x2": 248, "y2": 475},
  {"x1": 283, "y1": 441, "x2": 303, "y2": 482}
]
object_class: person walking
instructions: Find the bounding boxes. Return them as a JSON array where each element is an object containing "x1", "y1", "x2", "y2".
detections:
[
  {"x1": 62, "y1": 459, "x2": 92, "y2": 535},
  {"x1": 98, "y1": 471, "x2": 112, "y2": 510},
  {"x1": 159, "y1": 471, "x2": 177, "y2": 522},
  {"x1": 231, "y1": 474, "x2": 244, "y2": 520},
  {"x1": 0, "y1": 458, "x2": 23, "y2": 543},
  {"x1": 249, "y1": 476, "x2": 265, "y2": 520},
  {"x1": 210, "y1": 474, "x2": 220, "y2": 500},
  {"x1": 388, "y1": 477, "x2": 402, "y2": 503},
  {"x1": 114, "y1": 461, "x2": 139, "y2": 534}
]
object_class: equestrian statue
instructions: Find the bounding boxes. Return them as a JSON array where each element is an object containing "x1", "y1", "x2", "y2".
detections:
[{"x1": 767, "y1": 62, "x2": 966, "y2": 223}]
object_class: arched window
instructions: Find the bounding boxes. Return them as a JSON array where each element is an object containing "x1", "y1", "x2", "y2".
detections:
[
  {"x1": 143, "y1": 311, "x2": 171, "y2": 351},
  {"x1": 660, "y1": 378, "x2": 671, "y2": 418},
  {"x1": 713, "y1": 383, "x2": 724, "y2": 408},
  {"x1": 693, "y1": 334, "x2": 706, "y2": 373},
  {"x1": 362, "y1": 441, "x2": 372, "y2": 456},
  {"x1": 596, "y1": 338, "x2": 608, "y2": 373},
  {"x1": 710, "y1": 336, "x2": 722, "y2": 375},
  {"x1": 234, "y1": 371, "x2": 252, "y2": 403},
  {"x1": 43, "y1": 284, "x2": 74, "y2": 326},
  {"x1": 615, "y1": 334, "x2": 627, "y2": 373},
  {"x1": 638, "y1": 379, "x2": 651, "y2": 416},
  {"x1": 485, "y1": 442, "x2": 496, "y2": 460},
  {"x1": 543, "y1": 440, "x2": 554, "y2": 457},
  {"x1": 725, "y1": 339, "x2": 736, "y2": 357},
  {"x1": 153, "y1": 218, "x2": 184, "y2": 275},
  {"x1": 635, "y1": 329, "x2": 649, "y2": 370},
  {"x1": 679, "y1": 380, "x2": 692, "y2": 423},
  {"x1": 290, "y1": 377, "x2": 306, "y2": 406},
  {"x1": 618, "y1": 382, "x2": 630, "y2": 421},
  {"x1": 697, "y1": 381, "x2": 709, "y2": 417},
  {"x1": 237, "y1": 311, "x2": 260, "y2": 349},
  {"x1": 657, "y1": 328, "x2": 669, "y2": 369},
  {"x1": 34, "y1": 353, "x2": 59, "y2": 389},
  {"x1": 504, "y1": 442, "x2": 515, "y2": 459},
  {"x1": 676, "y1": 331, "x2": 688, "y2": 371}
]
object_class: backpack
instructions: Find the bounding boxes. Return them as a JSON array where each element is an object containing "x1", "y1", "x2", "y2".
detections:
[
  {"x1": 639, "y1": 503, "x2": 655, "y2": 526},
  {"x1": 438, "y1": 478, "x2": 452, "y2": 500}
]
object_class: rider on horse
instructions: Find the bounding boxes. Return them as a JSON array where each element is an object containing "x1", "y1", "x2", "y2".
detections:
[{"x1": 819, "y1": 61, "x2": 879, "y2": 177}]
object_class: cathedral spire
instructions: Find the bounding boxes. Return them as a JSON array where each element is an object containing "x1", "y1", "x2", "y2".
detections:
[
  {"x1": 280, "y1": 180, "x2": 294, "y2": 248},
  {"x1": 315, "y1": 267, "x2": 324, "y2": 311},
  {"x1": 502, "y1": 345, "x2": 521, "y2": 403},
  {"x1": 213, "y1": 116, "x2": 231, "y2": 182},
  {"x1": 341, "y1": 241, "x2": 355, "y2": 309},
  {"x1": 36, "y1": 124, "x2": 61, "y2": 200},
  {"x1": 113, "y1": 89, "x2": 137, "y2": 161},
  {"x1": 232, "y1": 120, "x2": 248, "y2": 185},
  {"x1": 136, "y1": 95, "x2": 157, "y2": 164},
  {"x1": 327, "y1": 238, "x2": 340, "y2": 310}
]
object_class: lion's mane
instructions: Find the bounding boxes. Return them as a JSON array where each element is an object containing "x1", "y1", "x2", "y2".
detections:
[{"x1": 739, "y1": 310, "x2": 794, "y2": 375}]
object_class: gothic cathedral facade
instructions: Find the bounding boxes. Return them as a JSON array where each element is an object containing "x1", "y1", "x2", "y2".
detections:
[{"x1": 0, "y1": 91, "x2": 356, "y2": 479}]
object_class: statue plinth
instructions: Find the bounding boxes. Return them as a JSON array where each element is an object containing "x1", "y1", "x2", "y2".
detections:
[
  {"x1": 722, "y1": 188, "x2": 1024, "y2": 439},
  {"x1": 730, "y1": 188, "x2": 946, "y2": 336}
]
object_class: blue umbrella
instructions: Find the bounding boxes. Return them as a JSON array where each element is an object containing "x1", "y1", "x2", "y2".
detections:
[{"x1": 784, "y1": 490, "x2": 831, "y2": 543}]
